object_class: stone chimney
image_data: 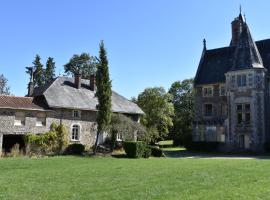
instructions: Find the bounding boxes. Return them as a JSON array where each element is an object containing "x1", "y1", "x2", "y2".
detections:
[
  {"x1": 27, "y1": 67, "x2": 34, "y2": 96},
  {"x1": 90, "y1": 74, "x2": 96, "y2": 91},
  {"x1": 74, "y1": 73, "x2": 82, "y2": 89},
  {"x1": 231, "y1": 10, "x2": 245, "y2": 46}
]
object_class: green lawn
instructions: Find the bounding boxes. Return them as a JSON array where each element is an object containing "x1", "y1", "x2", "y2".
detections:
[{"x1": 1, "y1": 156, "x2": 270, "y2": 200}]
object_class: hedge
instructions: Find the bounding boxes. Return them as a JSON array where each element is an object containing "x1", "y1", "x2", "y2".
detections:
[
  {"x1": 64, "y1": 143, "x2": 85, "y2": 155},
  {"x1": 123, "y1": 141, "x2": 149, "y2": 158}
]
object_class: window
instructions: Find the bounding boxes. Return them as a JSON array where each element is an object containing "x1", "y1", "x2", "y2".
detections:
[
  {"x1": 116, "y1": 133, "x2": 123, "y2": 141},
  {"x1": 204, "y1": 104, "x2": 213, "y2": 116},
  {"x1": 237, "y1": 74, "x2": 247, "y2": 87},
  {"x1": 237, "y1": 113, "x2": 243, "y2": 124},
  {"x1": 72, "y1": 110, "x2": 81, "y2": 118},
  {"x1": 237, "y1": 105, "x2": 243, "y2": 111},
  {"x1": 245, "y1": 113, "x2": 251, "y2": 124},
  {"x1": 236, "y1": 104, "x2": 251, "y2": 125},
  {"x1": 14, "y1": 112, "x2": 25, "y2": 126},
  {"x1": 203, "y1": 86, "x2": 213, "y2": 97},
  {"x1": 219, "y1": 85, "x2": 226, "y2": 96},
  {"x1": 71, "y1": 125, "x2": 80, "y2": 141},
  {"x1": 36, "y1": 112, "x2": 46, "y2": 126}
]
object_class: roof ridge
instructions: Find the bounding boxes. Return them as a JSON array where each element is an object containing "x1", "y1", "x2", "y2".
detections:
[{"x1": 0, "y1": 94, "x2": 33, "y2": 99}]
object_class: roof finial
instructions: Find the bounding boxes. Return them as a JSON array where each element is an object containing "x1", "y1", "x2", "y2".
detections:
[
  {"x1": 203, "y1": 38, "x2": 206, "y2": 50},
  {"x1": 240, "y1": 4, "x2": 242, "y2": 14}
]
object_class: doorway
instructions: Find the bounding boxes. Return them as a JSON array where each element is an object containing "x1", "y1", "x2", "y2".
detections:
[{"x1": 2, "y1": 135, "x2": 25, "y2": 153}]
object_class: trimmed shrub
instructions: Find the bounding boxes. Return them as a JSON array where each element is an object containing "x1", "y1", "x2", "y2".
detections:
[
  {"x1": 123, "y1": 141, "x2": 148, "y2": 158},
  {"x1": 143, "y1": 147, "x2": 151, "y2": 158},
  {"x1": 150, "y1": 146, "x2": 163, "y2": 157},
  {"x1": 65, "y1": 143, "x2": 85, "y2": 155}
]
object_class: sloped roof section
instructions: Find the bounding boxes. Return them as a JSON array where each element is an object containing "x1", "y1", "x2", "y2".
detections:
[
  {"x1": 39, "y1": 77, "x2": 144, "y2": 115},
  {"x1": 194, "y1": 39, "x2": 270, "y2": 86},
  {"x1": 0, "y1": 95, "x2": 48, "y2": 111},
  {"x1": 194, "y1": 46, "x2": 235, "y2": 85},
  {"x1": 232, "y1": 23, "x2": 264, "y2": 70}
]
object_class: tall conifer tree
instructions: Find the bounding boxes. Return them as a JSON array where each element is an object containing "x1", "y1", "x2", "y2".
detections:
[
  {"x1": 45, "y1": 57, "x2": 56, "y2": 83},
  {"x1": 32, "y1": 55, "x2": 45, "y2": 87},
  {"x1": 93, "y1": 41, "x2": 112, "y2": 155}
]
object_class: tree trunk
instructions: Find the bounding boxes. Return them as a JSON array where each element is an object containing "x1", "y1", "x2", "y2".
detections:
[{"x1": 93, "y1": 131, "x2": 100, "y2": 155}]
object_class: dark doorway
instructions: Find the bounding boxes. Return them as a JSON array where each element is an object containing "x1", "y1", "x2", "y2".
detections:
[{"x1": 2, "y1": 135, "x2": 25, "y2": 153}]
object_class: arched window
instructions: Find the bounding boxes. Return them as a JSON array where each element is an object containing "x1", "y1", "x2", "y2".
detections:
[{"x1": 71, "y1": 125, "x2": 80, "y2": 141}]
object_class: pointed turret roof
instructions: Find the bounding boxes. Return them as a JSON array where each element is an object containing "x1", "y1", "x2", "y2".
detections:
[{"x1": 232, "y1": 22, "x2": 264, "y2": 70}]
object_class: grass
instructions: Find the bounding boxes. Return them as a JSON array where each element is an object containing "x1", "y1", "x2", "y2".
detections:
[{"x1": 1, "y1": 156, "x2": 270, "y2": 199}]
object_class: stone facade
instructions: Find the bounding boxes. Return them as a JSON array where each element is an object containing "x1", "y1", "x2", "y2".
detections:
[
  {"x1": 0, "y1": 108, "x2": 98, "y2": 153},
  {"x1": 193, "y1": 11, "x2": 270, "y2": 152}
]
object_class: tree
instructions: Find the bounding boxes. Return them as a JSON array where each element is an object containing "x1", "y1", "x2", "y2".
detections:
[
  {"x1": 45, "y1": 57, "x2": 56, "y2": 83},
  {"x1": 168, "y1": 78, "x2": 194, "y2": 146},
  {"x1": 136, "y1": 87, "x2": 174, "y2": 143},
  {"x1": 64, "y1": 53, "x2": 97, "y2": 78},
  {"x1": 110, "y1": 113, "x2": 147, "y2": 150},
  {"x1": 26, "y1": 55, "x2": 45, "y2": 87},
  {"x1": 0, "y1": 74, "x2": 10, "y2": 95},
  {"x1": 93, "y1": 41, "x2": 112, "y2": 155},
  {"x1": 33, "y1": 55, "x2": 45, "y2": 87}
]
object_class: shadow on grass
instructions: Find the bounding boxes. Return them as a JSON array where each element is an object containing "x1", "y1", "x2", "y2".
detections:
[{"x1": 163, "y1": 148, "x2": 270, "y2": 159}]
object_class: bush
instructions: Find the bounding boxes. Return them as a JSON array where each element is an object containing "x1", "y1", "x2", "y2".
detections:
[
  {"x1": 143, "y1": 147, "x2": 151, "y2": 158},
  {"x1": 150, "y1": 146, "x2": 163, "y2": 157},
  {"x1": 123, "y1": 141, "x2": 148, "y2": 158},
  {"x1": 65, "y1": 143, "x2": 85, "y2": 155}
]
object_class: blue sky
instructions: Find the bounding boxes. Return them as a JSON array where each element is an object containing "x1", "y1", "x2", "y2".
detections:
[{"x1": 1, "y1": 0, "x2": 270, "y2": 98}]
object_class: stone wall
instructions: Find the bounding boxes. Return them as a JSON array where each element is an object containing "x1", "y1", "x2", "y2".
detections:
[{"x1": 0, "y1": 108, "x2": 98, "y2": 152}]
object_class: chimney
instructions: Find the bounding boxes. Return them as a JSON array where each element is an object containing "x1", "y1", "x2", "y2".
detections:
[
  {"x1": 231, "y1": 19, "x2": 242, "y2": 46},
  {"x1": 231, "y1": 10, "x2": 244, "y2": 46},
  {"x1": 27, "y1": 67, "x2": 34, "y2": 96},
  {"x1": 74, "y1": 73, "x2": 82, "y2": 89},
  {"x1": 90, "y1": 74, "x2": 96, "y2": 91}
]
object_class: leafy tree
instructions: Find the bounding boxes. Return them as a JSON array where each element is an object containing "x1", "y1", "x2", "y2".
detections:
[
  {"x1": 168, "y1": 78, "x2": 194, "y2": 146},
  {"x1": 93, "y1": 41, "x2": 112, "y2": 155},
  {"x1": 110, "y1": 113, "x2": 147, "y2": 150},
  {"x1": 64, "y1": 53, "x2": 97, "y2": 78},
  {"x1": 45, "y1": 57, "x2": 56, "y2": 83},
  {"x1": 0, "y1": 74, "x2": 10, "y2": 95},
  {"x1": 136, "y1": 87, "x2": 174, "y2": 143}
]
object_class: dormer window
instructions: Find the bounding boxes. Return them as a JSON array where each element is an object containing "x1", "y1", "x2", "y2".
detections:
[
  {"x1": 219, "y1": 85, "x2": 226, "y2": 96},
  {"x1": 72, "y1": 110, "x2": 81, "y2": 118},
  {"x1": 203, "y1": 86, "x2": 213, "y2": 97}
]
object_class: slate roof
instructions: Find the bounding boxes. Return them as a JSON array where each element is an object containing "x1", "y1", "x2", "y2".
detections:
[
  {"x1": 37, "y1": 77, "x2": 144, "y2": 115},
  {"x1": 232, "y1": 23, "x2": 264, "y2": 70},
  {"x1": 194, "y1": 27, "x2": 270, "y2": 85},
  {"x1": 0, "y1": 95, "x2": 49, "y2": 111}
]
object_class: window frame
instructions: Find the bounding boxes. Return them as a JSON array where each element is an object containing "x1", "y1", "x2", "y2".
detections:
[
  {"x1": 71, "y1": 124, "x2": 80, "y2": 141},
  {"x1": 219, "y1": 85, "x2": 226, "y2": 96},
  {"x1": 203, "y1": 86, "x2": 214, "y2": 97},
  {"x1": 72, "y1": 110, "x2": 81, "y2": 119},
  {"x1": 14, "y1": 112, "x2": 25, "y2": 126},
  {"x1": 36, "y1": 112, "x2": 46, "y2": 127}
]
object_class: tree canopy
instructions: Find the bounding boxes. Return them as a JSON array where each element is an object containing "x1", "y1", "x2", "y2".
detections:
[
  {"x1": 136, "y1": 87, "x2": 174, "y2": 142},
  {"x1": 168, "y1": 78, "x2": 194, "y2": 146},
  {"x1": 64, "y1": 53, "x2": 97, "y2": 78},
  {"x1": 0, "y1": 74, "x2": 10, "y2": 95}
]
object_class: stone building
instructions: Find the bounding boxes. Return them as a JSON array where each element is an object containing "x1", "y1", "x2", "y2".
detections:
[
  {"x1": 0, "y1": 75, "x2": 143, "y2": 154},
  {"x1": 193, "y1": 11, "x2": 270, "y2": 152}
]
